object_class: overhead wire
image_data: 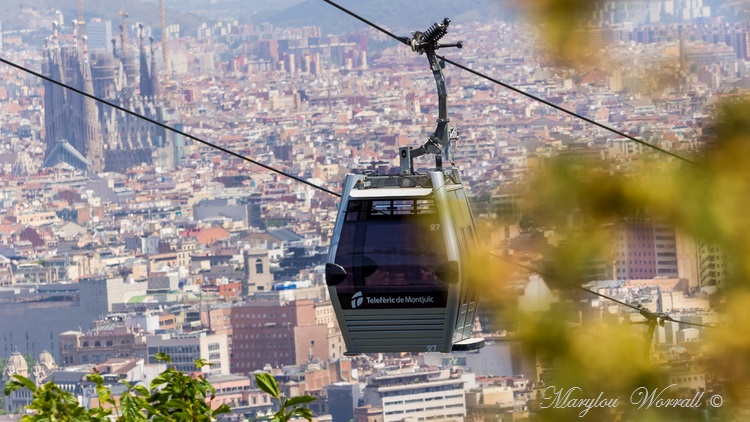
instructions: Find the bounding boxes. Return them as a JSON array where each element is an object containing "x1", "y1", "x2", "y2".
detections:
[
  {"x1": 439, "y1": 56, "x2": 697, "y2": 166},
  {"x1": 0, "y1": 56, "x2": 342, "y2": 199},
  {"x1": 489, "y1": 251, "x2": 714, "y2": 329},
  {"x1": 321, "y1": 0, "x2": 411, "y2": 47},
  {"x1": 321, "y1": 0, "x2": 697, "y2": 166},
  {"x1": 0, "y1": 5, "x2": 711, "y2": 330},
  {"x1": 320, "y1": 0, "x2": 713, "y2": 330}
]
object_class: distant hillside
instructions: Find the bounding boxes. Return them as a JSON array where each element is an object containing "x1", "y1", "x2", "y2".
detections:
[
  {"x1": 250, "y1": 0, "x2": 750, "y2": 35},
  {"x1": 166, "y1": 0, "x2": 304, "y2": 20},
  {"x1": 249, "y1": 0, "x2": 521, "y2": 36},
  {"x1": 0, "y1": 0, "x2": 204, "y2": 35}
]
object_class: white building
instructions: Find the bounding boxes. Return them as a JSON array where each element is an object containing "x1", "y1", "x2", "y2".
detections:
[
  {"x1": 363, "y1": 370, "x2": 466, "y2": 421},
  {"x1": 147, "y1": 331, "x2": 229, "y2": 375}
]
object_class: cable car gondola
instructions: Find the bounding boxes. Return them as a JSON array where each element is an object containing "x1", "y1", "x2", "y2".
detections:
[{"x1": 326, "y1": 19, "x2": 485, "y2": 354}]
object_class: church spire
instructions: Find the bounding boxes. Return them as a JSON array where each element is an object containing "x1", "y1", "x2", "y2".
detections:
[
  {"x1": 138, "y1": 23, "x2": 153, "y2": 98},
  {"x1": 149, "y1": 36, "x2": 160, "y2": 100}
]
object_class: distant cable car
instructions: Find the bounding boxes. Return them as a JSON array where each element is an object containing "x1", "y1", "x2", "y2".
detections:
[{"x1": 326, "y1": 19, "x2": 484, "y2": 354}]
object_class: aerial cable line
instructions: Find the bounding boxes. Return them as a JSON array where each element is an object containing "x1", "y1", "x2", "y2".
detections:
[
  {"x1": 1, "y1": 17, "x2": 705, "y2": 328},
  {"x1": 321, "y1": 0, "x2": 697, "y2": 166},
  {"x1": 321, "y1": 0, "x2": 710, "y2": 329},
  {"x1": 322, "y1": 0, "x2": 411, "y2": 47},
  {"x1": 489, "y1": 251, "x2": 714, "y2": 329},
  {"x1": 439, "y1": 57, "x2": 697, "y2": 166},
  {"x1": 0, "y1": 56, "x2": 342, "y2": 198}
]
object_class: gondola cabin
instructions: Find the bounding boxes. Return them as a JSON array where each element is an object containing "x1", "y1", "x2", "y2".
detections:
[
  {"x1": 325, "y1": 17, "x2": 483, "y2": 354},
  {"x1": 325, "y1": 171, "x2": 484, "y2": 354}
]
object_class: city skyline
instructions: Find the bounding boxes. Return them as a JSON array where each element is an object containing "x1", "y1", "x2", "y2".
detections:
[{"x1": 0, "y1": 1, "x2": 743, "y2": 420}]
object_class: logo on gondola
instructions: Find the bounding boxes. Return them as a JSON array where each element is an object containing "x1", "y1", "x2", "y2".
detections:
[{"x1": 351, "y1": 291, "x2": 364, "y2": 308}]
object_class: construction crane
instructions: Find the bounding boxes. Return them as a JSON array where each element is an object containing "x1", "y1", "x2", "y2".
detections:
[
  {"x1": 119, "y1": 7, "x2": 129, "y2": 53},
  {"x1": 160, "y1": 0, "x2": 170, "y2": 77},
  {"x1": 77, "y1": 0, "x2": 85, "y2": 29}
]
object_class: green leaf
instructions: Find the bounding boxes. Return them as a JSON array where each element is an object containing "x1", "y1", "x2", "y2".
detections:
[
  {"x1": 154, "y1": 352, "x2": 171, "y2": 363},
  {"x1": 195, "y1": 380, "x2": 209, "y2": 396},
  {"x1": 285, "y1": 395, "x2": 317, "y2": 407},
  {"x1": 95, "y1": 383, "x2": 113, "y2": 407},
  {"x1": 3, "y1": 379, "x2": 25, "y2": 395},
  {"x1": 193, "y1": 358, "x2": 210, "y2": 369},
  {"x1": 254, "y1": 373, "x2": 281, "y2": 399},
  {"x1": 150, "y1": 373, "x2": 169, "y2": 389},
  {"x1": 213, "y1": 403, "x2": 232, "y2": 416},
  {"x1": 133, "y1": 384, "x2": 150, "y2": 397},
  {"x1": 87, "y1": 372, "x2": 104, "y2": 385},
  {"x1": 120, "y1": 392, "x2": 148, "y2": 422},
  {"x1": 293, "y1": 406, "x2": 314, "y2": 421},
  {"x1": 10, "y1": 374, "x2": 37, "y2": 392},
  {"x1": 163, "y1": 398, "x2": 190, "y2": 410}
]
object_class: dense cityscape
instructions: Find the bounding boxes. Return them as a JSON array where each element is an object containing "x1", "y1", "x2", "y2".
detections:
[{"x1": 0, "y1": 0, "x2": 745, "y2": 420}]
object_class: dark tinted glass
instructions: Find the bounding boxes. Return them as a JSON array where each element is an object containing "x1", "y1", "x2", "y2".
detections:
[{"x1": 334, "y1": 199, "x2": 447, "y2": 293}]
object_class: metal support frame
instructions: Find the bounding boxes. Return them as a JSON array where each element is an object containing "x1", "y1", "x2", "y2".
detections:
[
  {"x1": 399, "y1": 18, "x2": 463, "y2": 175},
  {"x1": 634, "y1": 304, "x2": 667, "y2": 359}
]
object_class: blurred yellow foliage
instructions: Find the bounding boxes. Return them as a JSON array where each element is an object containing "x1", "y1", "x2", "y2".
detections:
[
  {"x1": 483, "y1": 97, "x2": 750, "y2": 420},
  {"x1": 518, "y1": 0, "x2": 686, "y2": 93},
  {"x1": 519, "y1": 0, "x2": 601, "y2": 67}
]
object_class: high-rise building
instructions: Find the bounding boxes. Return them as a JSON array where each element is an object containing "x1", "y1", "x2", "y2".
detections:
[
  {"x1": 677, "y1": 234, "x2": 729, "y2": 289},
  {"x1": 613, "y1": 219, "x2": 679, "y2": 281},
  {"x1": 611, "y1": 218, "x2": 726, "y2": 289},
  {"x1": 86, "y1": 19, "x2": 113, "y2": 53}
]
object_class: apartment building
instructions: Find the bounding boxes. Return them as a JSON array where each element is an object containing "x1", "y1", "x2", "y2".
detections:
[
  {"x1": 362, "y1": 370, "x2": 466, "y2": 422},
  {"x1": 59, "y1": 326, "x2": 148, "y2": 365},
  {"x1": 147, "y1": 331, "x2": 230, "y2": 375},
  {"x1": 229, "y1": 299, "x2": 329, "y2": 373}
]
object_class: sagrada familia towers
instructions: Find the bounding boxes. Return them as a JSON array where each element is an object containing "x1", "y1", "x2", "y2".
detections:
[{"x1": 42, "y1": 16, "x2": 168, "y2": 173}]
